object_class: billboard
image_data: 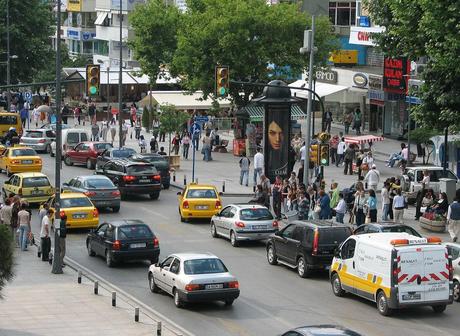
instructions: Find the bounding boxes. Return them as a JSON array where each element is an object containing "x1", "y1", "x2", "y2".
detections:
[
  {"x1": 383, "y1": 57, "x2": 409, "y2": 94},
  {"x1": 67, "y1": 0, "x2": 82, "y2": 12}
]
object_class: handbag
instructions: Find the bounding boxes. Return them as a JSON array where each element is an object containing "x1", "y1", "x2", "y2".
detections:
[
  {"x1": 365, "y1": 215, "x2": 371, "y2": 224},
  {"x1": 314, "y1": 204, "x2": 321, "y2": 213}
]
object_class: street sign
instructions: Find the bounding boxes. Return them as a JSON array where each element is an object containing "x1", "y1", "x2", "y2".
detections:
[
  {"x1": 405, "y1": 96, "x2": 422, "y2": 104},
  {"x1": 24, "y1": 91, "x2": 32, "y2": 103},
  {"x1": 194, "y1": 116, "x2": 209, "y2": 123}
]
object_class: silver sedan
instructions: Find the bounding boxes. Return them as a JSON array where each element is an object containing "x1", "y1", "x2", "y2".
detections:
[
  {"x1": 19, "y1": 129, "x2": 55, "y2": 153},
  {"x1": 148, "y1": 253, "x2": 240, "y2": 308}
]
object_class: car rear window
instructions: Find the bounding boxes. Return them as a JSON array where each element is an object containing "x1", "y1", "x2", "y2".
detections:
[
  {"x1": 126, "y1": 165, "x2": 157, "y2": 174},
  {"x1": 22, "y1": 177, "x2": 50, "y2": 187},
  {"x1": 84, "y1": 178, "x2": 114, "y2": 189},
  {"x1": 184, "y1": 258, "x2": 228, "y2": 275},
  {"x1": 381, "y1": 226, "x2": 421, "y2": 237},
  {"x1": 67, "y1": 133, "x2": 81, "y2": 144},
  {"x1": 24, "y1": 131, "x2": 44, "y2": 138},
  {"x1": 61, "y1": 197, "x2": 93, "y2": 208},
  {"x1": 11, "y1": 148, "x2": 37, "y2": 156},
  {"x1": 143, "y1": 155, "x2": 167, "y2": 163},
  {"x1": 117, "y1": 225, "x2": 153, "y2": 239},
  {"x1": 94, "y1": 143, "x2": 113, "y2": 151},
  {"x1": 318, "y1": 227, "x2": 351, "y2": 244},
  {"x1": 240, "y1": 208, "x2": 273, "y2": 220},
  {"x1": 113, "y1": 148, "x2": 136, "y2": 158},
  {"x1": 186, "y1": 189, "x2": 217, "y2": 199}
]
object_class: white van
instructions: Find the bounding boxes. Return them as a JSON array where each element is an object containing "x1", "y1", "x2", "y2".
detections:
[
  {"x1": 50, "y1": 129, "x2": 90, "y2": 157},
  {"x1": 330, "y1": 233, "x2": 453, "y2": 316}
]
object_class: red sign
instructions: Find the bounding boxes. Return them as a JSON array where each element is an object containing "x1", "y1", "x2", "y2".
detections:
[{"x1": 383, "y1": 57, "x2": 409, "y2": 94}]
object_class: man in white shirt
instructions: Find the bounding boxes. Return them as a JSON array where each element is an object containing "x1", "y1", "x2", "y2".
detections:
[
  {"x1": 299, "y1": 144, "x2": 306, "y2": 166},
  {"x1": 253, "y1": 148, "x2": 264, "y2": 186},
  {"x1": 336, "y1": 138, "x2": 346, "y2": 166},
  {"x1": 334, "y1": 193, "x2": 347, "y2": 223},
  {"x1": 393, "y1": 189, "x2": 406, "y2": 224},
  {"x1": 364, "y1": 164, "x2": 380, "y2": 191},
  {"x1": 40, "y1": 209, "x2": 52, "y2": 262}
]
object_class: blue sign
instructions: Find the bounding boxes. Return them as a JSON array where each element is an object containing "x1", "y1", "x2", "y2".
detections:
[
  {"x1": 405, "y1": 96, "x2": 422, "y2": 105},
  {"x1": 82, "y1": 32, "x2": 96, "y2": 41},
  {"x1": 194, "y1": 116, "x2": 209, "y2": 123},
  {"x1": 191, "y1": 122, "x2": 201, "y2": 135},
  {"x1": 359, "y1": 16, "x2": 371, "y2": 27},
  {"x1": 67, "y1": 29, "x2": 80, "y2": 40}
]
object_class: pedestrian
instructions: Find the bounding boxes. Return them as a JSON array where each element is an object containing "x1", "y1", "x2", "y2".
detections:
[
  {"x1": 260, "y1": 175, "x2": 271, "y2": 209},
  {"x1": 134, "y1": 119, "x2": 142, "y2": 140},
  {"x1": 288, "y1": 182, "x2": 298, "y2": 211},
  {"x1": 253, "y1": 148, "x2": 264, "y2": 186},
  {"x1": 308, "y1": 186, "x2": 318, "y2": 219},
  {"x1": 323, "y1": 110, "x2": 333, "y2": 133},
  {"x1": 20, "y1": 106, "x2": 28, "y2": 128},
  {"x1": 447, "y1": 190, "x2": 460, "y2": 242},
  {"x1": 239, "y1": 152, "x2": 250, "y2": 187},
  {"x1": 272, "y1": 176, "x2": 283, "y2": 220},
  {"x1": 110, "y1": 121, "x2": 117, "y2": 145},
  {"x1": 282, "y1": 179, "x2": 290, "y2": 212},
  {"x1": 40, "y1": 209, "x2": 52, "y2": 261},
  {"x1": 353, "y1": 108, "x2": 362, "y2": 135},
  {"x1": 91, "y1": 122, "x2": 99, "y2": 141},
  {"x1": 74, "y1": 106, "x2": 81, "y2": 126},
  {"x1": 329, "y1": 135, "x2": 339, "y2": 165},
  {"x1": 130, "y1": 104, "x2": 137, "y2": 127},
  {"x1": 250, "y1": 185, "x2": 269, "y2": 207},
  {"x1": 334, "y1": 193, "x2": 347, "y2": 223},
  {"x1": 172, "y1": 133, "x2": 181, "y2": 155},
  {"x1": 362, "y1": 151, "x2": 375, "y2": 169},
  {"x1": 393, "y1": 189, "x2": 406, "y2": 224},
  {"x1": 38, "y1": 203, "x2": 49, "y2": 227},
  {"x1": 366, "y1": 189, "x2": 378, "y2": 223},
  {"x1": 319, "y1": 190, "x2": 332, "y2": 220},
  {"x1": 201, "y1": 130, "x2": 212, "y2": 161},
  {"x1": 381, "y1": 181, "x2": 391, "y2": 221},
  {"x1": 363, "y1": 164, "x2": 380, "y2": 191},
  {"x1": 88, "y1": 102, "x2": 96, "y2": 124},
  {"x1": 297, "y1": 191, "x2": 310, "y2": 220},
  {"x1": 101, "y1": 118, "x2": 109, "y2": 142},
  {"x1": 17, "y1": 203, "x2": 31, "y2": 251},
  {"x1": 299, "y1": 143, "x2": 306, "y2": 167},
  {"x1": 11, "y1": 196, "x2": 21, "y2": 247},
  {"x1": 288, "y1": 171, "x2": 298, "y2": 186},
  {"x1": 32, "y1": 106, "x2": 40, "y2": 128},
  {"x1": 415, "y1": 170, "x2": 431, "y2": 220},
  {"x1": 356, "y1": 149, "x2": 365, "y2": 180},
  {"x1": 190, "y1": 121, "x2": 201, "y2": 150},
  {"x1": 0, "y1": 198, "x2": 13, "y2": 238},
  {"x1": 343, "y1": 144, "x2": 355, "y2": 175},
  {"x1": 353, "y1": 185, "x2": 366, "y2": 226},
  {"x1": 158, "y1": 146, "x2": 167, "y2": 156},
  {"x1": 297, "y1": 162, "x2": 304, "y2": 185},
  {"x1": 181, "y1": 132, "x2": 190, "y2": 159},
  {"x1": 336, "y1": 137, "x2": 346, "y2": 166},
  {"x1": 150, "y1": 136, "x2": 159, "y2": 153},
  {"x1": 138, "y1": 135, "x2": 147, "y2": 153},
  {"x1": 291, "y1": 134, "x2": 302, "y2": 160},
  {"x1": 288, "y1": 146, "x2": 296, "y2": 175},
  {"x1": 343, "y1": 111, "x2": 353, "y2": 134},
  {"x1": 121, "y1": 121, "x2": 128, "y2": 146},
  {"x1": 62, "y1": 104, "x2": 69, "y2": 124}
]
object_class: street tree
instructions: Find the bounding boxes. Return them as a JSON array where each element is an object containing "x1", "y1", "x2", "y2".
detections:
[
  {"x1": 0, "y1": 225, "x2": 14, "y2": 298},
  {"x1": 159, "y1": 104, "x2": 189, "y2": 154},
  {"x1": 365, "y1": 0, "x2": 460, "y2": 131}
]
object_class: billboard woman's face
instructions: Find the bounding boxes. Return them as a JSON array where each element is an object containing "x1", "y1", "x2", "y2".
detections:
[{"x1": 268, "y1": 121, "x2": 283, "y2": 150}]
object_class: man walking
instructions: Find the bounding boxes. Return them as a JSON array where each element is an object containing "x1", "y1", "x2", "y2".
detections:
[
  {"x1": 364, "y1": 164, "x2": 380, "y2": 191},
  {"x1": 239, "y1": 152, "x2": 250, "y2": 187},
  {"x1": 253, "y1": 148, "x2": 264, "y2": 186},
  {"x1": 323, "y1": 110, "x2": 333, "y2": 133},
  {"x1": 393, "y1": 189, "x2": 405, "y2": 224},
  {"x1": 343, "y1": 144, "x2": 355, "y2": 175},
  {"x1": 40, "y1": 209, "x2": 52, "y2": 262},
  {"x1": 447, "y1": 190, "x2": 460, "y2": 242},
  {"x1": 336, "y1": 137, "x2": 346, "y2": 166}
]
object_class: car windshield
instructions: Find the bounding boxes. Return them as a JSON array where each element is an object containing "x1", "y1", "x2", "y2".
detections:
[
  {"x1": 94, "y1": 143, "x2": 113, "y2": 151},
  {"x1": 240, "y1": 208, "x2": 273, "y2": 220},
  {"x1": 184, "y1": 258, "x2": 228, "y2": 275},
  {"x1": 11, "y1": 148, "x2": 37, "y2": 156},
  {"x1": 23, "y1": 131, "x2": 44, "y2": 138},
  {"x1": 22, "y1": 177, "x2": 50, "y2": 188},
  {"x1": 381, "y1": 226, "x2": 421, "y2": 237},
  {"x1": 112, "y1": 149, "x2": 136, "y2": 158},
  {"x1": 61, "y1": 197, "x2": 93, "y2": 208},
  {"x1": 117, "y1": 225, "x2": 153, "y2": 239},
  {"x1": 186, "y1": 189, "x2": 217, "y2": 199},
  {"x1": 84, "y1": 178, "x2": 114, "y2": 189},
  {"x1": 126, "y1": 165, "x2": 157, "y2": 174}
]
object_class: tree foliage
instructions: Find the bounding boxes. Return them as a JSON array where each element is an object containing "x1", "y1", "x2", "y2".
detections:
[
  {"x1": 0, "y1": 225, "x2": 14, "y2": 299},
  {"x1": 159, "y1": 104, "x2": 189, "y2": 135},
  {"x1": 365, "y1": 0, "x2": 460, "y2": 131}
]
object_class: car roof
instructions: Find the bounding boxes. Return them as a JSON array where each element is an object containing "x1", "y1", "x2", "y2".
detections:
[
  {"x1": 360, "y1": 223, "x2": 413, "y2": 229},
  {"x1": 60, "y1": 192, "x2": 91, "y2": 199},
  {"x1": 407, "y1": 166, "x2": 445, "y2": 170},
  {"x1": 110, "y1": 158, "x2": 155, "y2": 167},
  {"x1": 13, "y1": 172, "x2": 48, "y2": 178},
  {"x1": 444, "y1": 242, "x2": 460, "y2": 249},
  {"x1": 294, "y1": 325, "x2": 362, "y2": 336},
  {"x1": 290, "y1": 220, "x2": 350, "y2": 229},
  {"x1": 227, "y1": 203, "x2": 268, "y2": 210},
  {"x1": 9, "y1": 146, "x2": 33, "y2": 150},
  {"x1": 353, "y1": 232, "x2": 423, "y2": 246},
  {"x1": 107, "y1": 219, "x2": 146, "y2": 227},
  {"x1": 77, "y1": 175, "x2": 111, "y2": 181},
  {"x1": 186, "y1": 183, "x2": 217, "y2": 190},
  {"x1": 24, "y1": 129, "x2": 46, "y2": 133},
  {"x1": 169, "y1": 252, "x2": 218, "y2": 261}
]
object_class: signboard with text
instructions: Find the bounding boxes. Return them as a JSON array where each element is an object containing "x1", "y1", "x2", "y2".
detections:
[
  {"x1": 349, "y1": 26, "x2": 384, "y2": 46},
  {"x1": 383, "y1": 57, "x2": 409, "y2": 94},
  {"x1": 67, "y1": 0, "x2": 82, "y2": 12}
]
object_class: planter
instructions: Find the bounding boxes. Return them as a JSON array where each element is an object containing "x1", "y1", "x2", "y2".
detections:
[
  {"x1": 419, "y1": 216, "x2": 446, "y2": 232},
  {"x1": 168, "y1": 155, "x2": 180, "y2": 170}
]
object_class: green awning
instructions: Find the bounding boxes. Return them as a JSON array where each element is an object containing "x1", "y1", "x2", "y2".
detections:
[{"x1": 245, "y1": 105, "x2": 307, "y2": 122}]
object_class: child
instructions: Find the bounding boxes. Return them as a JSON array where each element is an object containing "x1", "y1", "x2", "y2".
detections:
[{"x1": 138, "y1": 135, "x2": 147, "y2": 153}]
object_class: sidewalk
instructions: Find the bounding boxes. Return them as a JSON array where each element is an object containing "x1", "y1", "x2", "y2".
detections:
[{"x1": 0, "y1": 250, "x2": 181, "y2": 336}]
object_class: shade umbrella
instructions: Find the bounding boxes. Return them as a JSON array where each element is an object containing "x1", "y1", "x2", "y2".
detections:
[{"x1": 36, "y1": 105, "x2": 52, "y2": 114}]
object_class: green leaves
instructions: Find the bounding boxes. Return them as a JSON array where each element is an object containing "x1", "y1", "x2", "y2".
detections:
[
  {"x1": 159, "y1": 104, "x2": 189, "y2": 135},
  {"x1": 0, "y1": 225, "x2": 14, "y2": 299}
]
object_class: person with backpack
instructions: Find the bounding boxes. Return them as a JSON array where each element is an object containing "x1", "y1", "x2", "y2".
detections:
[
  {"x1": 343, "y1": 144, "x2": 355, "y2": 175},
  {"x1": 353, "y1": 108, "x2": 362, "y2": 135},
  {"x1": 239, "y1": 152, "x2": 250, "y2": 187}
]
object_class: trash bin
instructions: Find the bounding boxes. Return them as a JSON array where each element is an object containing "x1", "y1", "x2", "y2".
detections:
[{"x1": 439, "y1": 178, "x2": 457, "y2": 202}]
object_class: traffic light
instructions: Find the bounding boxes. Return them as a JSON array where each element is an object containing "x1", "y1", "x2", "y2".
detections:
[
  {"x1": 309, "y1": 144, "x2": 319, "y2": 166},
  {"x1": 215, "y1": 65, "x2": 229, "y2": 97},
  {"x1": 319, "y1": 144, "x2": 330, "y2": 166},
  {"x1": 86, "y1": 64, "x2": 101, "y2": 96}
]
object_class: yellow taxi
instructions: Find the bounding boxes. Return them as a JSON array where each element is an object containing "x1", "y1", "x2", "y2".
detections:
[
  {"x1": 177, "y1": 183, "x2": 222, "y2": 222},
  {"x1": 2, "y1": 172, "x2": 54, "y2": 204},
  {"x1": 0, "y1": 146, "x2": 42, "y2": 176},
  {"x1": 41, "y1": 193, "x2": 99, "y2": 229}
]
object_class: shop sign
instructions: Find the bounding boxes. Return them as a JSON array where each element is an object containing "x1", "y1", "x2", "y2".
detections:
[
  {"x1": 368, "y1": 74, "x2": 383, "y2": 90},
  {"x1": 353, "y1": 73, "x2": 368, "y2": 88},
  {"x1": 82, "y1": 32, "x2": 96, "y2": 41},
  {"x1": 67, "y1": 0, "x2": 82, "y2": 12},
  {"x1": 383, "y1": 57, "x2": 409, "y2": 94},
  {"x1": 315, "y1": 69, "x2": 338, "y2": 84},
  {"x1": 67, "y1": 29, "x2": 80, "y2": 40},
  {"x1": 349, "y1": 26, "x2": 384, "y2": 46},
  {"x1": 368, "y1": 89, "x2": 384, "y2": 101}
]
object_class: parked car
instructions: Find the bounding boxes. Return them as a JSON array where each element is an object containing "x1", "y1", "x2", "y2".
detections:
[
  {"x1": 62, "y1": 175, "x2": 121, "y2": 212},
  {"x1": 353, "y1": 223, "x2": 422, "y2": 237},
  {"x1": 63, "y1": 141, "x2": 113, "y2": 169},
  {"x1": 211, "y1": 204, "x2": 279, "y2": 247},
  {"x1": 177, "y1": 183, "x2": 222, "y2": 222},
  {"x1": 86, "y1": 219, "x2": 160, "y2": 267},
  {"x1": 2, "y1": 172, "x2": 54, "y2": 204},
  {"x1": 280, "y1": 325, "x2": 362, "y2": 336},
  {"x1": 266, "y1": 221, "x2": 352, "y2": 278},
  {"x1": 95, "y1": 147, "x2": 136, "y2": 170},
  {"x1": 129, "y1": 153, "x2": 171, "y2": 189},
  {"x1": 50, "y1": 129, "x2": 89, "y2": 157},
  {"x1": 444, "y1": 242, "x2": 460, "y2": 302},
  {"x1": 96, "y1": 159, "x2": 161, "y2": 199},
  {"x1": 148, "y1": 252, "x2": 240, "y2": 308},
  {"x1": 19, "y1": 129, "x2": 55, "y2": 153}
]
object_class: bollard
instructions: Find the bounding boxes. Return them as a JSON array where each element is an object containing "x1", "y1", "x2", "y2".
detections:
[
  {"x1": 183, "y1": 175, "x2": 187, "y2": 185},
  {"x1": 173, "y1": 171, "x2": 176, "y2": 182},
  {"x1": 157, "y1": 321, "x2": 162, "y2": 336},
  {"x1": 112, "y1": 291, "x2": 116, "y2": 307},
  {"x1": 94, "y1": 281, "x2": 99, "y2": 295},
  {"x1": 77, "y1": 270, "x2": 82, "y2": 284},
  {"x1": 134, "y1": 307, "x2": 140, "y2": 322},
  {"x1": 222, "y1": 181, "x2": 225, "y2": 193}
]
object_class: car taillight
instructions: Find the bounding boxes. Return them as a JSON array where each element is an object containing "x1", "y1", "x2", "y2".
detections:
[
  {"x1": 38, "y1": 139, "x2": 46, "y2": 143},
  {"x1": 17, "y1": 188, "x2": 22, "y2": 195},
  {"x1": 92, "y1": 209, "x2": 99, "y2": 217},
  {"x1": 59, "y1": 210, "x2": 66, "y2": 218},
  {"x1": 111, "y1": 190, "x2": 121, "y2": 197},
  {"x1": 272, "y1": 220, "x2": 278, "y2": 228},
  {"x1": 152, "y1": 175, "x2": 161, "y2": 181},
  {"x1": 123, "y1": 175, "x2": 136, "y2": 182},
  {"x1": 185, "y1": 284, "x2": 200, "y2": 291},
  {"x1": 312, "y1": 229, "x2": 319, "y2": 255},
  {"x1": 113, "y1": 240, "x2": 121, "y2": 250},
  {"x1": 84, "y1": 191, "x2": 96, "y2": 197},
  {"x1": 228, "y1": 281, "x2": 239, "y2": 289},
  {"x1": 215, "y1": 200, "x2": 221, "y2": 209},
  {"x1": 235, "y1": 221, "x2": 245, "y2": 228},
  {"x1": 11, "y1": 159, "x2": 20, "y2": 164},
  {"x1": 153, "y1": 237, "x2": 159, "y2": 248},
  {"x1": 183, "y1": 200, "x2": 189, "y2": 209},
  {"x1": 35, "y1": 159, "x2": 42, "y2": 164}
]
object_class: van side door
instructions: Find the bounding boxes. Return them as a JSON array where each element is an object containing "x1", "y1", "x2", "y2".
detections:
[{"x1": 338, "y1": 238, "x2": 357, "y2": 293}]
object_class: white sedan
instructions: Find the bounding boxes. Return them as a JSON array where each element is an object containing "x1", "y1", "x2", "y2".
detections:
[{"x1": 148, "y1": 252, "x2": 240, "y2": 308}]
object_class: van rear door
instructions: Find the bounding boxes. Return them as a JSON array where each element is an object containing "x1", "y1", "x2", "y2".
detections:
[
  {"x1": 397, "y1": 248, "x2": 425, "y2": 303},
  {"x1": 423, "y1": 245, "x2": 450, "y2": 302}
]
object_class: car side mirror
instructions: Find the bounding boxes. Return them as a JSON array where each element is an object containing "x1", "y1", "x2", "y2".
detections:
[
  {"x1": 177, "y1": 192, "x2": 182, "y2": 196},
  {"x1": 275, "y1": 231, "x2": 282, "y2": 236},
  {"x1": 63, "y1": 183, "x2": 69, "y2": 187},
  {"x1": 163, "y1": 266, "x2": 170, "y2": 272}
]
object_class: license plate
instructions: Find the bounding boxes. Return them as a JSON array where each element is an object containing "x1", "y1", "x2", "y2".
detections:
[
  {"x1": 196, "y1": 205, "x2": 209, "y2": 210},
  {"x1": 402, "y1": 293, "x2": 421, "y2": 301},
  {"x1": 139, "y1": 179, "x2": 150, "y2": 183},
  {"x1": 130, "y1": 243, "x2": 146, "y2": 248},
  {"x1": 205, "y1": 284, "x2": 223, "y2": 290},
  {"x1": 31, "y1": 190, "x2": 44, "y2": 195},
  {"x1": 72, "y1": 214, "x2": 87, "y2": 219},
  {"x1": 251, "y1": 225, "x2": 266, "y2": 230},
  {"x1": 22, "y1": 160, "x2": 33, "y2": 164}
]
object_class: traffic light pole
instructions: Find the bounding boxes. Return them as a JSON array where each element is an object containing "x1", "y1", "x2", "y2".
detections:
[{"x1": 118, "y1": 1, "x2": 123, "y2": 149}]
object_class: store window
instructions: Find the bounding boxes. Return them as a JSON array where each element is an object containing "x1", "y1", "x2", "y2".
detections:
[
  {"x1": 94, "y1": 40, "x2": 109, "y2": 56},
  {"x1": 83, "y1": 41, "x2": 93, "y2": 54},
  {"x1": 329, "y1": 2, "x2": 356, "y2": 26}
]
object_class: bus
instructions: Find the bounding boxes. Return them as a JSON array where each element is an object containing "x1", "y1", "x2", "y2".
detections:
[{"x1": 0, "y1": 112, "x2": 22, "y2": 137}]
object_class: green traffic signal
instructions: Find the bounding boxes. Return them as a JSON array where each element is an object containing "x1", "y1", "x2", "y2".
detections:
[{"x1": 89, "y1": 86, "x2": 97, "y2": 95}]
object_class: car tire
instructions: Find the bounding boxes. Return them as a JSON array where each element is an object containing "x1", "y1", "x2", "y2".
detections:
[
  {"x1": 267, "y1": 244, "x2": 278, "y2": 265},
  {"x1": 211, "y1": 222, "x2": 218, "y2": 238},
  {"x1": 105, "y1": 250, "x2": 115, "y2": 268},
  {"x1": 150, "y1": 192, "x2": 160, "y2": 200},
  {"x1": 230, "y1": 231, "x2": 239, "y2": 247},
  {"x1": 45, "y1": 144, "x2": 51, "y2": 154},
  {"x1": 376, "y1": 291, "x2": 392, "y2": 316},
  {"x1": 432, "y1": 305, "x2": 447, "y2": 313},
  {"x1": 64, "y1": 156, "x2": 73, "y2": 166},
  {"x1": 297, "y1": 256, "x2": 310, "y2": 278},
  {"x1": 87, "y1": 241, "x2": 96, "y2": 257},
  {"x1": 454, "y1": 280, "x2": 460, "y2": 302},
  {"x1": 224, "y1": 299, "x2": 234, "y2": 306},
  {"x1": 163, "y1": 183, "x2": 170, "y2": 190},
  {"x1": 148, "y1": 273, "x2": 160, "y2": 293},
  {"x1": 112, "y1": 206, "x2": 120, "y2": 213},
  {"x1": 173, "y1": 289, "x2": 184, "y2": 308},
  {"x1": 86, "y1": 159, "x2": 94, "y2": 169},
  {"x1": 331, "y1": 273, "x2": 345, "y2": 297}
]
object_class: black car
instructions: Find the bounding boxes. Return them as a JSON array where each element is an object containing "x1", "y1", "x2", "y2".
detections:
[
  {"x1": 86, "y1": 219, "x2": 160, "y2": 267},
  {"x1": 95, "y1": 147, "x2": 136, "y2": 170},
  {"x1": 129, "y1": 153, "x2": 171, "y2": 189},
  {"x1": 353, "y1": 223, "x2": 422, "y2": 237},
  {"x1": 281, "y1": 325, "x2": 362, "y2": 336},
  {"x1": 96, "y1": 159, "x2": 161, "y2": 199},
  {"x1": 266, "y1": 220, "x2": 352, "y2": 277}
]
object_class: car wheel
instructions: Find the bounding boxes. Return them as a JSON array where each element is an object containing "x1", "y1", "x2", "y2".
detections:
[
  {"x1": 230, "y1": 231, "x2": 239, "y2": 247},
  {"x1": 211, "y1": 222, "x2": 218, "y2": 238},
  {"x1": 64, "y1": 156, "x2": 73, "y2": 166},
  {"x1": 87, "y1": 241, "x2": 96, "y2": 257},
  {"x1": 163, "y1": 183, "x2": 170, "y2": 190},
  {"x1": 150, "y1": 192, "x2": 160, "y2": 200},
  {"x1": 45, "y1": 144, "x2": 51, "y2": 154},
  {"x1": 173, "y1": 289, "x2": 184, "y2": 308},
  {"x1": 267, "y1": 244, "x2": 278, "y2": 265},
  {"x1": 105, "y1": 250, "x2": 115, "y2": 267},
  {"x1": 376, "y1": 291, "x2": 392, "y2": 316},
  {"x1": 432, "y1": 305, "x2": 447, "y2": 313},
  {"x1": 224, "y1": 299, "x2": 234, "y2": 306},
  {"x1": 148, "y1": 273, "x2": 160, "y2": 293},
  {"x1": 331, "y1": 273, "x2": 345, "y2": 297},
  {"x1": 86, "y1": 159, "x2": 94, "y2": 169},
  {"x1": 112, "y1": 206, "x2": 120, "y2": 213},
  {"x1": 453, "y1": 280, "x2": 460, "y2": 302},
  {"x1": 297, "y1": 256, "x2": 310, "y2": 278}
]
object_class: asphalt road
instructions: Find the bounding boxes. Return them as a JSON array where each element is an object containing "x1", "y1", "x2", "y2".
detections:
[{"x1": 5, "y1": 154, "x2": 459, "y2": 336}]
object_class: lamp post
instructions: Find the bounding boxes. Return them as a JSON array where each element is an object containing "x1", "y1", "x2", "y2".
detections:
[
  {"x1": 6, "y1": 0, "x2": 10, "y2": 111},
  {"x1": 118, "y1": 0, "x2": 123, "y2": 148}
]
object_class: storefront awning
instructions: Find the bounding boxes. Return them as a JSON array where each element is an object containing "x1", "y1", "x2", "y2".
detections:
[
  {"x1": 289, "y1": 80, "x2": 348, "y2": 100},
  {"x1": 345, "y1": 135, "x2": 385, "y2": 145},
  {"x1": 245, "y1": 105, "x2": 307, "y2": 122},
  {"x1": 95, "y1": 12, "x2": 108, "y2": 26}
]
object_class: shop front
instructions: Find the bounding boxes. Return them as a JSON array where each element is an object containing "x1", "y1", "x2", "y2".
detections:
[{"x1": 368, "y1": 74, "x2": 384, "y2": 132}]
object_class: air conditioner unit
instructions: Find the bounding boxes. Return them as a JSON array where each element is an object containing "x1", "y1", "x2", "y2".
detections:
[
  {"x1": 410, "y1": 63, "x2": 426, "y2": 77},
  {"x1": 331, "y1": 26, "x2": 339, "y2": 34}
]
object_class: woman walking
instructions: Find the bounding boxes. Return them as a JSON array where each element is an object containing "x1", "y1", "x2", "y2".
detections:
[
  {"x1": 17, "y1": 203, "x2": 31, "y2": 251},
  {"x1": 353, "y1": 183, "x2": 366, "y2": 226}
]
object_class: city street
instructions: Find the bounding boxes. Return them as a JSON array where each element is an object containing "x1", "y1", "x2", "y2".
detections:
[{"x1": 3, "y1": 152, "x2": 458, "y2": 336}]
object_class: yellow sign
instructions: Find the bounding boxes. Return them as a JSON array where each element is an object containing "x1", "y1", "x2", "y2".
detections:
[{"x1": 67, "y1": 0, "x2": 82, "y2": 12}]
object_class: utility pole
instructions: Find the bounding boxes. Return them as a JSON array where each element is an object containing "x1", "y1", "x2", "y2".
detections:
[
  {"x1": 299, "y1": 16, "x2": 316, "y2": 186},
  {"x1": 107, "y1": 66, "x2": 110, "y2": 121},
  {"x1": 118, "y1": 1, "x2": 123, "y2": 148},
  {"x1": 52, "y1": 0, "x2": 63, "y2": 274},
  {"x1": 6, "y1": 0, "x2": 10, "y2": 111}
]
